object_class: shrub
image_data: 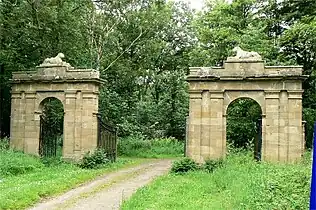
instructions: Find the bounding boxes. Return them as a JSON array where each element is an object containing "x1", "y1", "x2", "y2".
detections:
[
  {"x1": 0, "y1": 138, "x2": 10, "y2": 151},
  {"x1": 79, "y1": 149, "x2": 110, "y2": 169},
  {"x1": 170, "y1": 158, "x2": 198, "y2": 174},
  {"x1": 0, "y1": 150, "x2": 44, "y2": 176},
  {"x1": 202, "y1": 158, "x2": 224, "y2": 173}
]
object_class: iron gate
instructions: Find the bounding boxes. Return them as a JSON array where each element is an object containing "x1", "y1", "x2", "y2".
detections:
[
  {"x1": 97, "y1": 116, "x2": 117, "y2": 162},
  {"x1": 39, "y1": 115, "x2": 59, "y2": 157},
  {"x1": 254, "y1": 119, "x2": 262, "y2": 161}
]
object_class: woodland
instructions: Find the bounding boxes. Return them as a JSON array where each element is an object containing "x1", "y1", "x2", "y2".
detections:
[{"x1": 0, "y1": 0, "x2": 316, "y2": 148}]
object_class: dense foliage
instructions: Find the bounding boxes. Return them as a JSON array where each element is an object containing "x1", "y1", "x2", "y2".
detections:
[
  {"x1": 118, "y1": 137, "x2": 184, "y2": 158},
  {"x1": 227, "y1": 98, "x2": 262, "y2": 148},
  {"x1": 1, "y1": 0, "x2": 315, "y2": 147}
]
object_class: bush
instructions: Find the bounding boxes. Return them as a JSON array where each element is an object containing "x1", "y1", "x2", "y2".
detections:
[
  {"x1": 0, "y1": 150, "x2": 44, "y2": 177},
  {"x1": 79, "y1": 149, "x2": 110, "y2": 169},
  {"x1": 0, "y1": 138, "x2": 10, "y2": 150},
  {"x1": 170, "y1": 158, "x2": 198, "y2": 174},
  {"x1": 202, "y1": 158, "x2": 224, "y2": 173}
]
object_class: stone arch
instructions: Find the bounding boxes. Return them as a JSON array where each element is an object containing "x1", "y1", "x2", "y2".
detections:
[
  {"x1": 225, "y1": 97, "x2": 263, "y2": 160},
  {"x1": 223, "y1": 91, "x2": 265, "y2": 116},
  {"x1": 38, "y1": 94, "x2": 65, "y2": 112},
  {"x1": 38, "y1": 97, "x2": 65, "y2": 157},
  {"x1": 10, "y1": 56, "x2": 103, "y2": 160},
  {"x1": 187, "y1": 54, "x2": 307, "y2": 163}
]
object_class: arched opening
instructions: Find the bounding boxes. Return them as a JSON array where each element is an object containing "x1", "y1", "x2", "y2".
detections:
[
  {"x1": 226, "y1": 98, "x2": 262, "y2": 161},
  {"x1": 39, "y1": 97, "x2": 64, "y2": 158}
]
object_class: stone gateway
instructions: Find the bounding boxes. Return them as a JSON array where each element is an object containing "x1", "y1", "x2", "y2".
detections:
[
  {"x1": 10, "y1": 54, "x2": 103, "y2": 160},
  {"x1": 186, "y1": 49, "x2": 307, "y2": 163}
]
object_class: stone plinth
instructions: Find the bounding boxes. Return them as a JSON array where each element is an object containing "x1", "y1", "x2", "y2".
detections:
[{"x1": 187, "y1": 58, "x2": 307, "y2": 163}]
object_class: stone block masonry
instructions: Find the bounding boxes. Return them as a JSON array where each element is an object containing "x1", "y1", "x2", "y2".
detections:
[
  {"x1": 187, "y1": 48, "x2": 308, "y2": 163},
  {"x1": 10, "y1": 54, "x2": 103, "y2": 160}
]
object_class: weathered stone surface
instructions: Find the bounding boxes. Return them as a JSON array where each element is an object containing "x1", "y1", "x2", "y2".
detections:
[
  {"x1": 187, "y1": 55, "x2": 308, "y2": 163},
  {"x1": 10, "y1": 55, "x2": 102, "y2": 160}
]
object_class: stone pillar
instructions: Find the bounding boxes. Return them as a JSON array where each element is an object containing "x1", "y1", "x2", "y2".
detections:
[
  {"x1": 288, "y1": 91, "x2": 304, "y2": 162},
  {"x1": 23, "y1": 91, "x2": 38, "y2": 155},
  {"x1": 10, "y1": 91, "x2": 25, "y2": 151},
  {"x1": 187, "y1": 90, "x2": 202, "y2": 162},
  {"x1": 81, "y1": 91, "x2": 99, "y2": 154},
  {"x1": 264, "y1": 91, "x2": 280, "y2": 161},
  {"x1": 74, "y1": 91, "x2": 83, "y2": 156},
  {"x1": 64, "y1": 90, "x2": 77, "y2": 159},
  {"x1": 302, "y1": 121, "x2": 306, "y2": 153},
  {"x1": 278, "y1": 90, "x2": 289, "y2": 162},
  {"x1": 209, "y1": 91, "x2": 225, "y2": 159},
  {"x1": 200, "y1": 90, "x2": 210, "y2": 160}
]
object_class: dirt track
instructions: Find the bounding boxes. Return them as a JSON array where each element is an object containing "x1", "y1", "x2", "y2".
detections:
[{"x1": 29, "y1": 159, "x2": 172, "y2": 210}]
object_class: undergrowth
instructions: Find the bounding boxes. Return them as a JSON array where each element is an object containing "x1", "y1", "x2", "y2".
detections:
[{"x1": 118, "y1": 136, "x2": 184, "y2": 158}]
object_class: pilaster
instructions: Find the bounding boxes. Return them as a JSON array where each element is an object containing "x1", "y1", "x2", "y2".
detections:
[
  {"x1": 24, "y1": 91, "x2": 37, "y2": 155},
  {"x1": 188, "y1": 90, "x2": 202, "y2": 162},
  {"x1": 209, "y1": 91, "x2": 225, "y2": 159},
  {"x1": 64, "y1": 90, "x2": 77, "y2": 159},
  {"x1": 201, "y1": 90, "x2": 210, "y2": 160},
  {"x1": 264, "y1": 90, "x2": 280, "y2": 161},
  {"x1": 279, "y1": 90, "x2": 289, "y2": 162},
  {"x1": 287, "y1": 91, "x2": 304, "y2": 162}
]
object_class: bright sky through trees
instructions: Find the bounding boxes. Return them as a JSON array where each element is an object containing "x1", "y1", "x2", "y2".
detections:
[{"x1": 182, "y1": 0, "x2": 204, "y2": 10}]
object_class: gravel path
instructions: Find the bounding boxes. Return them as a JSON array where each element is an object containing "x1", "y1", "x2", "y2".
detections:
[{"x1": 29, "y1": 159, "x2": 172, "y2": 210}]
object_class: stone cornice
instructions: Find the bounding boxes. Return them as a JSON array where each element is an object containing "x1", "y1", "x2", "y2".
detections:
[
  {"x1": 186, "y1": 75, "x2": 308, "y2": 82},
  {"x1": 11, "y1": 66, "x2": 105, "y2": 84},
  {"x1": 11, "y1": 78, "x2": 105, "y2": 84}
]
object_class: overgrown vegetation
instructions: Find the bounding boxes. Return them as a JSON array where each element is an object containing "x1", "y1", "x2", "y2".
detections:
[
  {"x1": 118, "y1": 137, "x2": 184, "y2": 158},
  {"x1": 122, "y1": 151, "x2": 311, "y2": 210},
  {"x1": 0, "y1": 150, "x2": 44, "y2": 177},
  {"x1": 0, "y1": 140, "x2": 146, "y2": 210}
]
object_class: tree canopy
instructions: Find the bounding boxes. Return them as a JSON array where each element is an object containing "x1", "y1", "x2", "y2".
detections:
[{"x1": 0, "y1": 0, "x2": 315, "y2": 148}]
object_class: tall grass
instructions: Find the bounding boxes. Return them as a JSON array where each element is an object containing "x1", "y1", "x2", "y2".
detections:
[
  {"x1": 118, "y1": 136, "x2": 184, "y2": 158},
  {"x1": 122, "y1": 151, "x2": 311, "y2": 210}
]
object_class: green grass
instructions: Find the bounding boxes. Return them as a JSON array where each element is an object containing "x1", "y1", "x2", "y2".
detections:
[
  {"x1": 118, "y1": 137, "x2": 184, "y2": 158},
  {"x1": 0, "y1": 149, "x2": 147, "y2": 210},
  {"x1": 122, "y1": 152, "x2": 311, "y2": 210}
]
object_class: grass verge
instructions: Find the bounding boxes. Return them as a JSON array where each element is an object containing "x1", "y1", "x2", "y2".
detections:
[
  {"x1": 0, "y1": 150, "x2": 147, "y2": 210},
  {"x1": 122, "y1": 152, "x2": 311, "y2": 210}
]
